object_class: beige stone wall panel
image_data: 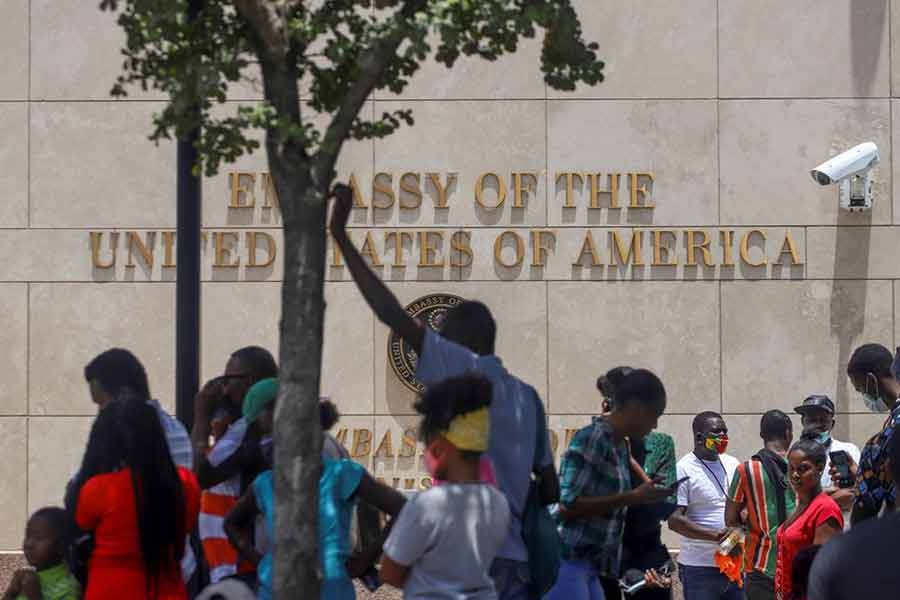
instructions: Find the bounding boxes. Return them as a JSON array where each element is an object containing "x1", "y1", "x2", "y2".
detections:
[
  {"x1": 547, "y1": 100, "x2": 718, "y2": 227},
  {"x1": 372, "y1": 100, "x2": 546, "y2": 228},
  {"x1": 720, "y1": 100, "x2": 891, "y2": 225},
  {"x1": 29, "y1": 283, "x2": 175, "y2": 415},
  {"x1": 552, "y1": 0, "x2": 717, "y2": 99},
  {"x1": 377, "y1": 36, "x2": 546, "y2": 100},
  {"x1": 30, "y1": 102, "x2": 176, "y2": 228},
  {"x1": 0, "y1": 0, "x2": 28, "y2": 100},
  {"x1": 374, "y1": 281, "x2": 547, "y2": 415},
  {"x1": 201, "y1": 282, "x2": 375, "y2": 416},
  {"x1": 0, "y1": 103, "x2": 28, "y2": 228},
  {"x1": 27, "y1": 417, "x2": 91, "y2": 518},
  {"x1": 547, "y1": 281, "x2": 720, "y2": 415},
  {"x1": 0, "y1": 285, "x2": 27, "y2": 415},
  {"x1": 30, "y1": 0, "x2": 164, "y2": 101},
  {"x1": 722, "y1": 281, "x2": 893, "y2": 414},
  {"x1": 460, "y1": 227, "x2": 805, "y2": 281},
  {"x1": 806, "y1": 226, "x2": 900, "y2": 279},
  {"x1": 719, "y1": 0, "x2": 890, "y2": 98},
  {"x1": 0, "y1": 417, "x2": 27, "y2": 550}
]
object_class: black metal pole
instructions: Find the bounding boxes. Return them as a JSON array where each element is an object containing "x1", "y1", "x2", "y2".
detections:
[{"x1": 176, "y1": 0, "x2": 203, "y2": 430}]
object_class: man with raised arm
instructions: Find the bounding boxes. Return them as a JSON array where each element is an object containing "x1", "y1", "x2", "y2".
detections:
[{"x1": 330, "y1": 184, "x2": 560, "y2": 600}]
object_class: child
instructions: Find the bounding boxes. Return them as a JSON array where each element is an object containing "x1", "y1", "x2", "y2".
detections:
[
  {"x1": 3, "y1": 507, "x2": 80, "y2": 600},
  {"x1": 224, "y1": 379, "x2": 406, "y2": 600},
  {"x1": 380, "y1": 374, "x2": 511, "y2": 599}
]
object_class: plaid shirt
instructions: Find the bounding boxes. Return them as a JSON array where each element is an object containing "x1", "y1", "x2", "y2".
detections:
[
  {"x1": 557, "y1": 417, "x2": 631, "y2": 578},
  {"x1": 856, "y1": 403, "x2": 900, "y2": 515}
]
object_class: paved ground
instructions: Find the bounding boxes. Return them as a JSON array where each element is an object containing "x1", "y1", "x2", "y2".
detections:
[{"x1": 0, "y1": 553, "x2": 685, "y2": 599}]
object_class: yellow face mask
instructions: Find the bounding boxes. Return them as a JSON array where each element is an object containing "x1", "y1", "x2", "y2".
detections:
[{"x1": 444, "y1": 406, "x2": 490, "y2": 452}]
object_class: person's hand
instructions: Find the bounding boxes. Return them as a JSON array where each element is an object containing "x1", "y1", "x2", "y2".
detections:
[
  {"x1": 829, "y1": 456, "x2": 858, "y2": 485},
  {"x1": 644, "y1": 568, "x2": 672, "y2": 589},
  {"x1": 195, "y1": 377, "x2": 225, "y2": 412},
  {"x1": 330, "y1": 183, "x2": 353, "y2": 236},
  {"x1": 630, "y1": 478, "x2": 673, "y2": 504},
  {"x1": 828, "y1": 487, "x2": 857, "y2": 511},
  {"x1": 345, "y1": 551, "x2": 373, "y2": 579}
]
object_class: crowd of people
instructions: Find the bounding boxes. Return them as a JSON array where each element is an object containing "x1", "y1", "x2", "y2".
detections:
[{"x1": 5, "y1": 187, "x2": 900, "y2": 600}]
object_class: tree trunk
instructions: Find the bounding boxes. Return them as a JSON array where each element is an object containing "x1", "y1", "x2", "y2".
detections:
[
  {"x1": 272, "y1": 161, "x2": 328, "y2": 599},
  {"x1": 260, "y1": 54, "x2": 328, "y2": 597}
]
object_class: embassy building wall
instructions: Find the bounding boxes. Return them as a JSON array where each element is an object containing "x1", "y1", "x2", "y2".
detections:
[{"x1": 0, "y1": 0, "x2": 897, "y2": 550}]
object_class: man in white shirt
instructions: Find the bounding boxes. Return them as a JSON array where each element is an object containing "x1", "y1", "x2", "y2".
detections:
[
  {"x1": 668, "y1": 411, "x2": 741, "y2": 600},
  {"x1": 794, "y1": 394, "x2": 860, "y2": 528}
]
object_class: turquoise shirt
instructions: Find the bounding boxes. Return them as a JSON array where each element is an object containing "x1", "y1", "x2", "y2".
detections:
[{"x1": 253, "y1": 459, "x2": 364, "y2": 600}]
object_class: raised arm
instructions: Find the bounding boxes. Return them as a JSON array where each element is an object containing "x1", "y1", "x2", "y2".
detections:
[{"x1": 330, "y1": 184, "x2": 424, "y2": 353}]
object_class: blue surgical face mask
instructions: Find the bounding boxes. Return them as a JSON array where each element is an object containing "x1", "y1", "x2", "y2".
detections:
[
  {"x1": 863, "y1": 373, "x2": 890, "y2": 413},
  {"x1": 812, "y1": 430, "x2": 831, "y2": 446}
]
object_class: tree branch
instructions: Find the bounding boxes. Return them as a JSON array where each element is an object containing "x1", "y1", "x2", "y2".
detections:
[
  {"x1": 233, "y1": 0, "x2": 297, "y2": 62},
  {"x1": 315, "y1": 0, "x2": 427, "y2": 186}
]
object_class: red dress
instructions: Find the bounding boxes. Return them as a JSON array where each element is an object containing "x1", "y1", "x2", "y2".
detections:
[
  {"x1": 76, "y1": 467, "x2": 201, "y2": 600},
  {"x1": 774, "y1": 492, "x2": 843, "y2": 600}
]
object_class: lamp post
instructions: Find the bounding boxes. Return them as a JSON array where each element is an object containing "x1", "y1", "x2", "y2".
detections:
[{"x1": 175, "y1": 0, "x2": 203, "y2": 429}]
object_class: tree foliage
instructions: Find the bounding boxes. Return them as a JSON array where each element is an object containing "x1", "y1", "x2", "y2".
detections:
[{"x1": 100, "y1": 0, "x2": 603, "y2": 178}]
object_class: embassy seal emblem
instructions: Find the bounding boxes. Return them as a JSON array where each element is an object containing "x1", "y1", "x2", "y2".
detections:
[{"x1": 388, "y1": 293, "x2": 464, "y2": 393}]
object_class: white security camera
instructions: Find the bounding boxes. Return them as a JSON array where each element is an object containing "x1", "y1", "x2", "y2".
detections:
[{"x1": 810, "y1": 142, "x2": 880, "y2": 211}]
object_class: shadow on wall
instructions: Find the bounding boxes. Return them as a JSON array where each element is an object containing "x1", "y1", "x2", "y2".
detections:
[
  {"x1": 851, "y1": 0, "x2": 888, "y2": 95},
  {"x1": 830, "y1": 211, "x2": 871, "y2": 441}
]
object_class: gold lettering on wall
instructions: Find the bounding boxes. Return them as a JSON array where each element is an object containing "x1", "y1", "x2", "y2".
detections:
[
  {"x1": 348, "y1": 174, "x2": 368, "y2": 208},
  {"x1": 261, "y1": 173, "x2": 280, "y2": 210},
  {"x1": 360, "y1": 232, "x2": 383, "y2": 266},
  {"x1": 213, "y1": 232, "x2": 241, "y2": 268},
  {"x1": 246, "y1": 232, "x2": 277, "y2": 268},
  {"x1": 385, "y1": 231, "x2": 413, "y2": 267},
  {"x1": 685, "y1": 230, "x2": 713, "y2": 266},
  {"x1": 720, "y1": 230, "x2": 735, "y2": 267},
  {"x1": 418, "y1": 231, "x2": 445, "y2": 267},
  {"x1": 90, "y1": 232, "x2": 118, "y2": 269},
  {"x1": 229, "y1": 172, "x2": 257, "y2": 208},
  {"x1": 776, "y1": 231, "x2": 803, "y2": 265},
  {"x1": 372, "y1": 173, "x2": 395, "y2": 209},
  {"x1": 512, "y1": 172, "x2": 538, "y2": 209},
  {"x1": 450, "y1": 231, "x2": 473, "y2": 268},
  {"x1": 399, "y1": 173, "x2": 423, "y2": 209},
  {"x1": 573, "y1": 231, "x2": 603, "y2": 266},
  {"x1": 475, "y1": 173, "x2": 507, "y2": 209},
  {"x1": 351, "y1": 429, "x2": 372, "y2": 458},
  {"x1": 427, "y1": 173, "x2": 456, "y2": 208},
  {"x1": 740, "y1": 229, "x2": 767, "y2": 267},
  {"x1": 557, "y1": 172, "x2": 584, "y2": 208},
  {"x1": 126, "y1": 231, "x2": 155, "y2": 269},
  {"x1": 588, "y1": 173, "x2": 621, "y2": 209},
  {"x1": 652, "y1": 230, "x2": 677, "y2": 266},
  {"x1": 494, "y1": 231, "x2": 525, "y2": 267},
  {"x1": 610, "y1": 230, "x2": 645, "y2": 266},
  {"x1": 629, "y1": 172, "x2": 655, "y2": 208},
  {"x1": 531, "y1": 230, "x2": 556, "y2": 267},
  {"x1": 161, "y1": 232, "x2": 176, "y2": 268}
]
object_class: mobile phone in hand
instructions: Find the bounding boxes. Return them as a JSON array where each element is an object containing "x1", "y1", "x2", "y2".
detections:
[{"x1": 828, "y1": 451, "x2": 854, "y2": 488}]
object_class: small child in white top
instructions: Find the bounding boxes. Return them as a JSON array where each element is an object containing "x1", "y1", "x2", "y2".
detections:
[{"x1": 381, "y1": 374, "x2": 511, "y2": 600}]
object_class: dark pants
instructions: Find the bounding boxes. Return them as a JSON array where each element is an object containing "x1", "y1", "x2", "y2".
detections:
[
  {"x1": 743, "y1": 571, "x2": 775, "y2": 600},
  {"x1": 678, "y1": 564, "x2": 742, "y2": 600},
  {"x1": 600, "y1": 576, "x2": 622, "y2": 600}
]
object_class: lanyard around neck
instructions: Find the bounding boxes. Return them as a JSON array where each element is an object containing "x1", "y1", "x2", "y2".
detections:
[{"x1": 696, "y1": 453, "x2": 728, "y2": 498}]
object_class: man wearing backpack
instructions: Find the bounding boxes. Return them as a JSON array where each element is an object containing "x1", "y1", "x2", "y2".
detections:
[
  {"x1": 725, "y1": 410, "x2": 796, "y2": 600},
  {"x1": 329, "y1": 185, "x2": 560, "y2": 600}
]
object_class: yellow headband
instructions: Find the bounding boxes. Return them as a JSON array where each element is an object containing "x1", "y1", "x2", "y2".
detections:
[{"x1": 444, "y1": 406, "x2": 490, "y2": 452}]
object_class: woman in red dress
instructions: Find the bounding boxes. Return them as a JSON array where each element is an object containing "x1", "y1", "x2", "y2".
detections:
[
  {"x1": 72, "y1": 397, "x2": 200, "y2": 600},
  {"x1": 774, "y1": 439, "x2": 843, "y2": 600}
]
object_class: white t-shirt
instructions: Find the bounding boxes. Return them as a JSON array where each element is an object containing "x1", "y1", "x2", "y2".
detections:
[
  {"x1": 384, "y1": 483, "x2": 511, "y2": 599},
  {"x1": 675, "y1": 452, "x2": 740, "y2": 567}
]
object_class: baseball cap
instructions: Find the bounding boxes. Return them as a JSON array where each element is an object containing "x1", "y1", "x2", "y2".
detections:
[{"x1": 794, "y1": 394, "x2": 835, "y2": 416}]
